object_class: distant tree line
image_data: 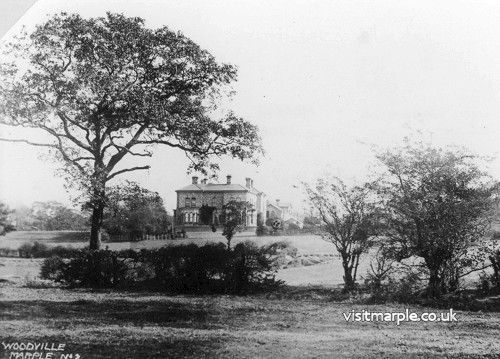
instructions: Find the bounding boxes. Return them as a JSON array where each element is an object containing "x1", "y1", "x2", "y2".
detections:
[
  {"x1": 9, "y1": 201, "x2": 88, "y2": 231},
  {"x1": 4, "y1": 181, "x2": 172, "y2": 239}
]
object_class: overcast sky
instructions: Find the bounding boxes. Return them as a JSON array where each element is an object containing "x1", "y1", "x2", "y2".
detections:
[{"x1": 1, "y1": 0, "x2": 500, "y2": 212}]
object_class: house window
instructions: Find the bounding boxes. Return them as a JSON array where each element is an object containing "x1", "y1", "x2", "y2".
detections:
[
  {"x1": 185, "y1": 197, "x2": 190, "y2": 207},
  {"x1": 191, "y1": 197, "x2": 196, "y2": 207}
]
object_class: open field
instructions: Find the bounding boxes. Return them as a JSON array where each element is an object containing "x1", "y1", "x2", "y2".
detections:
[
  {"x1": 0, "y1": 231, "x2": 499, "y2": 358},
  {"x1": 0, "y1": 231, "x2": 488, "y2": 287},
  {"x1": 1, "y1": 284, "x2": 499, "y2": 359},
  {"x1": 0, "y1": 231, "x2": 335, "y2": 254}
]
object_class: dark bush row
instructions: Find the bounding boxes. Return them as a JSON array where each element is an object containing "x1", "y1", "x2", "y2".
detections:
[
  {"x1": 40, "y1": 241, "x2": 289, "y2": 294},
  {"x1": 18, "y1": 241, "x2": 81, "y2": 258}
]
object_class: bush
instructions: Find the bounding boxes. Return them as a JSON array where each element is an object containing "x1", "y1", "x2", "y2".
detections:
[
  {"x1": 228, "y1": 241, "x2": 283, "y2": 293},
  {"x1": 365, "y1": 264, "x2": 426, "y2": 304},
  {"x1": 255, "y1": 222, "x2": 267, "y2": 236},
  {"x1": 17, "y1": 241, "x2": 80, "y2": 258},
  {"x1": 40, "y1": 242, "x2": 283, "y2": 293},
  {"x1": 40, "y1": 256, "x2": 66, "y2": 281},
  {"x1": 41, "y1": 249, "x2": 131, "y2": 287},
  {"x1": 0, "y1": 247, "x2": 19, "y2": 257}
]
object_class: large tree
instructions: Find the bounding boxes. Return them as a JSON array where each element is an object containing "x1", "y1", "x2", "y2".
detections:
[
  {"x1": 103, "y1": 181, "x2": 171, "y2": 240},
  {"x1": 376, "y1": 142, "x2": 498, "y2": 297},
  {"x1": 305, "y1": 178, "x2": 379, "y2": 292},
  {"x1": 0, "y1": 13, "x2": 262, "y2": 249}
]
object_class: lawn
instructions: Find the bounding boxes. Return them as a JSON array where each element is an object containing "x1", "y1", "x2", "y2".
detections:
[
  {"x1": 0, "y1": 284, "x2": 499, "y2": 359},
  {"x1": 0, "y1": 231, "x2": 488, "y2": 287},
  {"x1": 0, "y1": 232, "x2": 499, "y2": 358},
  {"x1": 0, "y1": 230, "x2": 335, "y2": 254}
]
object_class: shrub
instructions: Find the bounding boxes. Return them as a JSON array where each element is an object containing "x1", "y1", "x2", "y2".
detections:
[
  {"x1": 255, "y1": 222, "x2": 267, "y2": 236},
  {"x1": 489, "y1": 249, "x2": 500, "y2": 292},
  {"x1": 40, "y1": 256, "x2": 66, "y2": 281},
  {"x1": 0, "y1": 247, "x2": 19, "y2": 257},
  {"x1": 17, "y1": 241, "x2": 80, "y2": 258},
  {"x1": 228, "y1": 241, "x2": 283, "y2": 293},
  {"x1": 40, "y1": 243, "x2": 283, "y2": 293}
]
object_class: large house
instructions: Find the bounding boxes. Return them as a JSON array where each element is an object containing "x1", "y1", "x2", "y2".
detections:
[
  {"x1": 266, "y1": 199, "x2": 304, "y2": 228},
  {"x1": 174, "y1": 175, "x2": 267, "y2": 228}
]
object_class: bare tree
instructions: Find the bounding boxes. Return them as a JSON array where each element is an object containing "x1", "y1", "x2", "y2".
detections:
[{"x1": 305, "y1": 178, "x2": 379, "y2": 292}]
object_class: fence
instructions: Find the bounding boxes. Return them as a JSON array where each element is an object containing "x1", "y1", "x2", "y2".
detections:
[{"x1": 107, "y1": 232, "x2": 184, "y2": 242}]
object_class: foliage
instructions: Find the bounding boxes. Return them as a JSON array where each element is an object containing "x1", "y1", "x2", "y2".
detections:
[
  {"x1": 305, "y1": 177, "x2": 379, "y2": 292},
  {"x1": 0, "y1": 201, "x2": 15, "y2": 235},
  {"x1": 0, "y1": 12, "x2": 262, "y2": 249},
  {"x1": 487, "y1": 249, "x2": 500, "y2": 293},
  {"x1": 364, "y1": 245, "x2": 396, "y2": 296},
  {"x1": 17, "y1": 241, "x2": 80, "y2": 258},
  {"x1": 30, "y1": 201, "x2": 88, "y2": 230},
  {"x1": 220, "y1": 200, "x2": 250, "y2": 249},
  {"x1": 375, "y1": 141, "x2": 498, "y2": 297},
  {"x1": 199, "y1": 205, "x2": 216, "y2": 225},
  {"x1": 40, "y1": 243, "x2": 282, "y2": 293},
  {"x1": 103, "y1": 181, "x2": 171, "y2": 240},
  {"x1": 302, "y1": 215, "x2": 321, "y2": 232}
]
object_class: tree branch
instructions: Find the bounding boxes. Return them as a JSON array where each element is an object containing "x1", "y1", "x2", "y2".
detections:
[
  {"x1": 107, "y1": 165, "x2": 151, "y2": 181},
  {"x1": 0, "y1": 137, "x2": 58, "y2": 148}
]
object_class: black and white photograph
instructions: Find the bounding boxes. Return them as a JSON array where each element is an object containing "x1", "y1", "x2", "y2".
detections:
[{"x1": 1, "y1": 1, "x2": 500, "y2": 358}]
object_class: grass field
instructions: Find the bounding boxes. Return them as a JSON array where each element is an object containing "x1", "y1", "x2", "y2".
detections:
[
  {"x1": 1, "y1": 231, "x2": 499, "y2": 358},
  {"x1": 0, "y1": 230, "x2": 335, "y2": 253},
  {"x1": 1, "y1": 285, "x2": 499, "y2": 359},
  {"x1": 0, "y1": 231, "x2": 488, "y2": 287}
]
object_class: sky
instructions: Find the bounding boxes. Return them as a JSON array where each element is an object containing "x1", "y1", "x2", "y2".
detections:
[{"x1": 1, "y1": 0, "x2": 500, "y2": 212}]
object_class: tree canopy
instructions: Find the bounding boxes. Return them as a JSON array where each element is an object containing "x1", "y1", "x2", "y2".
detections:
[
  {"x1": 376, "y1": 141, "x2": 498, "y2": 297},
  {"x1": 0, "y1": 13, "x2": 262, "y2": 248},
  {"x1": 103, "y1": 181, "x2": 171, "y2": 240},
  {"x1": 0, "y1": 201, "x2": 15, "y2": 235},
  {"x1": 305, "y1": 177, "x2": 379, "y2": 291}
]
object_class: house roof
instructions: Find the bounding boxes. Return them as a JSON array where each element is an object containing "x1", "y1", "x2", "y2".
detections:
[
  {"x1": 267, "y1": 202, "x2": 282, "y2": 211},
  {"x1": 176, "y1": 183, "x2": 263, "y2": 194}
]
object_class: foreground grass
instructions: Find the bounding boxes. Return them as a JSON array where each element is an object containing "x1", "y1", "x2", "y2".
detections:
[{"x1": 1, "y1": 285, "x2": 499, "y2": 359}]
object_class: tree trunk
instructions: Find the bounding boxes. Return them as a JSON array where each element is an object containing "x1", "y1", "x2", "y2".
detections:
[
  {"x1": 89, "y1": 200, "x2": 104, "y2": 250},
  {"x1": 427, "y1": 268, "x2": 442, "y2": 298},
  {"x1": 342, "y1": 255, "x2": 356, "y2": 292}
]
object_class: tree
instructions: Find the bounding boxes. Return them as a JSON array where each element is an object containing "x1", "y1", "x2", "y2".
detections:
[
  {"x1": 103, "y1": 181, "x2": 171, "y2": 240},
  {"x1": 376, "y1": 141, "x2": 498, "y2": 297},
  {"x1": 31, "y1": 201, "x2": 88, "y2": 230},
  {"x1": 305, "y1": 178, "x2": 379, "y2": 292},
  {"x1": 0, "y1": 13, "x2": 262, "y2": 249},
  {"x1": 0, "y1": 201, "x2": 15, "y2": 235},
  {"x1": 220, "y1": 200, "x2": 249, "y2": 250},
  {"x1": 199, "y1": 204, "x2": 216, "y2": 225}
]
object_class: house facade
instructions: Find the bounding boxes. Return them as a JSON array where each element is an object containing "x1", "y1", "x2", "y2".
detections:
[
  {"x1": 266, "y1": 199, "x2": 304, "y2": 228},
  {"x1": 174, "y1": 175, "x2": 267, "y2": 228}
]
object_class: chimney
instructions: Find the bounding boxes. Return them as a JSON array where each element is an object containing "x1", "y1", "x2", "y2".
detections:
[
  {"x1": 192, "y1": 176, "x2": 198, "y2": 184},
  {"x1": 245, "y1": 177, "x2": 252, "y2": 188},
  {"x1": 201, "y1": 178, "x2": 207, "y2": 185},
  {"x1": 276, "y1": 199, "x2": 280, "y2": 206},
  {"x1": 226, "y1": 175, "x2": 232, "y2": 184}
]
